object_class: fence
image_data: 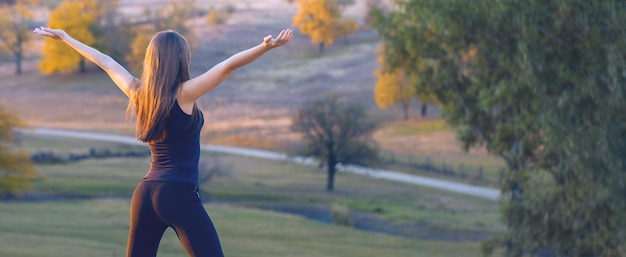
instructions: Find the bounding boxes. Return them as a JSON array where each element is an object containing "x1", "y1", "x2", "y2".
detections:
[{"x1": 379, "y1": 151, "x2": 490, "y2": 184}]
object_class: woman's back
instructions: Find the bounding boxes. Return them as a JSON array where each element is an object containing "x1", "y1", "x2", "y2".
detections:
[{"x1": 145, "y1": 101, "x2": 204, "y2": 186}]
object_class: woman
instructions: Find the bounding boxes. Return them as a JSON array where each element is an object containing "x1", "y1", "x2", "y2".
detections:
[{"x1": 34, "y1": 26, "x2": 292, "y2": 257}]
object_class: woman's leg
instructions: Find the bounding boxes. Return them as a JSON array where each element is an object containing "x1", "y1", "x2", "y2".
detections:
[
  {"x1": 156, "y1": 183, "x2": 224, "y2": 257},
  {"x1": 171, "y1": 201, "x2": 224, "y2": 257},
  {"x1": 126, "y1": 181, "x2": 169, "y2": 257}
]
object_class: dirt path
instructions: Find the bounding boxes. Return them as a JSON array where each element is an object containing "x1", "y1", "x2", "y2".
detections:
[{"x1": 20, "y1": 127, "x2": 500, "y2": 200}]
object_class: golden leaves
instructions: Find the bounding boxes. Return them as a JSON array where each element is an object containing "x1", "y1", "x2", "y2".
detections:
[{"x1": 38, "y1": 0, "x2": 96, "y2": 74}]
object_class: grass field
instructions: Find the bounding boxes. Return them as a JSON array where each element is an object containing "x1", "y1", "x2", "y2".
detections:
[
  {"x1": 3, "y1": 134, "x2": 504, "y2": 256},
  {"x1": 0, "y1": 199, "x2": 480, "y2": 257},
  {"x1": 17, "y1": 134, "x2": 502, "y2": 230}
]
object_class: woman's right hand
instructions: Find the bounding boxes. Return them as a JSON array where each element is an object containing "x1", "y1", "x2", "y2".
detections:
[
  {"x1": 263, "y1": 29, "x2": 293, "y2": 49},
  {"x1": 33, "y1": 27, "x2": 67, "y2": 41}
]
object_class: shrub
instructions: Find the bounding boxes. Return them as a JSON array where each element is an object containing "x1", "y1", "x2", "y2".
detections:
[{"x1": 331, "y1": 203, "x2": 352, "y2": 227}]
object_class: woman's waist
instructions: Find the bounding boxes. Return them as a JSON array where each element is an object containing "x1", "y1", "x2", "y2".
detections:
[{"x1": 144, "y1": 167, "x2": 199, "y2": 186}]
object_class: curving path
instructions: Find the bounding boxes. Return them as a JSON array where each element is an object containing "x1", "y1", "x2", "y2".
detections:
[{"x1": 19, "y1": 128, "x2": 501, "y2": 200}]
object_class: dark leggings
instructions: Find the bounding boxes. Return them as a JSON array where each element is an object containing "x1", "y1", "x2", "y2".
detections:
[{"x1": 126, "y1": 180, "x2": 224, "y2": 257}]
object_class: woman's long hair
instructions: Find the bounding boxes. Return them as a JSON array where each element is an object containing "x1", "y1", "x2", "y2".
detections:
[{"x1": 127, "y1": 30, "x2": 192, "y2": 143}]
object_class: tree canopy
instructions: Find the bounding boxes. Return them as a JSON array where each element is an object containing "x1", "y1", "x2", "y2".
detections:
[
  {"x1": 291, "y1": 95, "x2": 378, "y2": 191},
  {"x1": 126, "y1": 0, "x2": 197, "y2": 73},
  {"x1": 38, "y1": 0, "x2": 96, "y2": 74},
  {"x1": 373, "y1": 0, "x2": 626, "y2": 256},
  {"x1": 0, "y1": 105, "x2": 39, "y2": 197},
  {"x1": 373, "y1": 46, "x2": 416, "y2": 120},
  {"x1": 0, "y1": 0, "x2": 38, "y2": 75},
  {"x1": 82, "y1": 0, "x2": 128, "y2": 64},
  {"x1": 292, "y1": 0, "x2": 359, "y2": 52}
]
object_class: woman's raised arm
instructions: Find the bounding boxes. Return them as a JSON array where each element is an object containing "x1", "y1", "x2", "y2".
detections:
[
  {"x1": 33, "y1": 27, "x2": 137, "y2": 97},
  {"x1": 179, "y1": 29, "x2": 293, "y2": 104}
]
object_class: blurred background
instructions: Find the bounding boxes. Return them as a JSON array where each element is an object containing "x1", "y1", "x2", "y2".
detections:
[{"x1": 1, "y1": 0, "x2": 624, "y2": 256}]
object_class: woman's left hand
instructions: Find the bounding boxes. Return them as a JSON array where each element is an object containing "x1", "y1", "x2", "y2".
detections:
[
  {"x1": 33, "y1": 27, "x2": 67, "y2": 41},
  {"x1": 263, "y1": 29, "x2": 293, "y2": 49}
]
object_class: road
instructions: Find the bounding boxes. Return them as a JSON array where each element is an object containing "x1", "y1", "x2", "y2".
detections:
[{"x1": 19, "y1": 128, "x2": 501, "y2": 200}]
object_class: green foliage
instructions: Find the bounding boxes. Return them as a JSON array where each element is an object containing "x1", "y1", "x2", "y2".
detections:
[
  {"x1": 291, "y1": 95, "x2": 378, "y2": 191},
  {"x1": 83, "y1": 0, "x2": 133, "y2": 67},
  {"x1": 370, "y1": 11, "x2": 437, "y2": 119},
  {"x1": 373, "y1": 0, "x2": 626, "y2": 256},
  {"x1": 0, "y1": 105, "x2": 40, "y2": 197}
]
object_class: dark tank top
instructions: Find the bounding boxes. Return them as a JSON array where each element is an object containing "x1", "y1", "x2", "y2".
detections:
[{"x1": 144, "y1": 101, "x2": 204, "y2": 186}]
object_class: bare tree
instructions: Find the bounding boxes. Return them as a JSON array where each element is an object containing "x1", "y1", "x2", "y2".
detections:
[{"x1": 291, "y1": 95, "x2": 378, "y2": 192}]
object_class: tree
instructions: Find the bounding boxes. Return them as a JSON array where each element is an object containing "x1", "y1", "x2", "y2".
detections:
[
  {"x1": 374, "y1": 46, "x2": 416, "y2": 120},
  {"x1": 291, "y1": 95, "x2": 378, "y2": 192},
  {"x1": 0, "y1": 0, "x2": 38, "y2": 75},
  {"x1": 362, "y1": 0, "x2": 385, "y2": 30},
  {"x1": 374, "y1": 44, "x2": 436, "y2": 119},
  {"x1": 0, "y1": 105, "x2": 39, "y2": 197},
  {"x1": 126, "y1": 25, "x2": 154, "y2": 74},
  {"x1": 292, "y1": 0, "x2": 358, "y2": 52},
  {"x1": 38, "y1": 0, "x2": 95, "y2": 74},
  {"x1": 205, "y1": 4, "x2": 234, "y2": 26},
  {"x1": 82, "y1": 0, "x2": 131, "y2": 65},
  {"x1": 371, "y1": 6, "x2": 438, "y2": 119},
  {"x1": 126, "y1": 0, "x2": 197, "y2": 72},
  {"x1": 373, "y1": 1, "x2": 626, "y2": 256},
  {"x1": 337, "y1": 17, "x2": 359, "y2": 44}
]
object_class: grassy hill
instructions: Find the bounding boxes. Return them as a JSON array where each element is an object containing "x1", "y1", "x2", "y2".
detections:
[
  {"x1": 2, "y1": 134, "x2": 503, "y2": 256},
  {"x1": 0, "y1": 199, "x2": 479, "y2": 257}
]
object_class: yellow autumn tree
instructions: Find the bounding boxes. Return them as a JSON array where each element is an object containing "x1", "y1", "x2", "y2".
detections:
[
  {"x1": 337, "y1": 17, "x2": 359, "y2": 44},
  {"x1": 292, "y1": 0, "x2": 358, "y2": 52},
  {"x1": 38, "y1": 0, "x2": 95, "y2": 74},
  {"x1": 373, "y1": 46, "x2": 416, "y2": 120},
  {"x1": 0, "y1": 0, "x2": 39, "y2": 75},
  {"x1": 374, "y1": 69, "x2": 415, "y2": 120},
  {"x1": 0, "y1": 104, "x2": 40, "y2": 197}
]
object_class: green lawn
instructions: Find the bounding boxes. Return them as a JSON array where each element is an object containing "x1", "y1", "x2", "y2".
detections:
[
  {"x1": 0, "y1": 199, "x2": 480, "y2": 257},
  {"x1": 6, "y1": 134, "x2": 504, "y2": 257}
]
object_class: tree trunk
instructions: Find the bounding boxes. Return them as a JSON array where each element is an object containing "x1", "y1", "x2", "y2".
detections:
[
  {"x1": 79, "y1": 58, "x2": 86, "y2": 73},
  {"x1": 505, "y1": 151, "x2": 524, "y2": 256},
  {"x1": 505, "y1": 180, "x2": 523, "y2": 255},
  {"x1": 401, "y1": 102, "x2": 410, "y2": 120},
  {"x1": 326, "y1": 142, "x2": 336, "y2": 192},
  {"x1": 319, "y1": 43, "x2": 325, "y2": 53},
  {"x1": 420, "y1": 102, "x2": 428, "y2": 117},
  {"x1": 326, "y1": 159, "x2": 336, "y2": 192},
  {"x1": 15, "y1": 35, "x2": 22, "y2": 75},
  {"x1": 15, "y1": 47, "x2": 22, "y2": 75}
]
